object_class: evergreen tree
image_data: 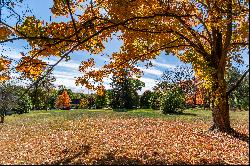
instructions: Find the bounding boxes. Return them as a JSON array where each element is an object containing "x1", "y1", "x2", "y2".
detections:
[
  {"x1": 95, "y1": 93, "x2": 106, "y2": 109},
  {"x1": 140, "y1": 90, "x2": 153, "y2": 109},
  {"x1": 110, "y1": 69, "x2": 144, "y2": 109}
]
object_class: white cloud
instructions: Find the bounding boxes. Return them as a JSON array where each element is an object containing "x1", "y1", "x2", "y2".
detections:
[
  {"x1": 0, "y1": 45, "x2": 22, "y2": 60},
  {"x1": 139, "y1": 77, "x2": 157, "y2": 87},
  {"x1": 43, "y1": 58, "x2": 80, "y2": 70},
  {"x1": 53, "y1": 70, "x2": 112, "y2": 93},
  {"x1": 54, "y1": 78, "x2": 76, "y2": 89},
  {"x1": 138, "y1": 77, "x2": 158, "y2": 95},
  {"x1": 138, "y1": 67, "x2": 163, "y2": 76},
  {"x1": 151, "y1": 60, "x2": 176, "y2": 69},
  {"x1": 0, "y1": 45, "x2": 81, "y2": 70},
  {"x1": 53, "y1": 74, "x2": 85, "y2": 93}
]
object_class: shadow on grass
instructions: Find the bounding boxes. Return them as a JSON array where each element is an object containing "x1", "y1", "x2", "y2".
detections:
[
  {"x1": 164, "y1": 112, "x2": 197, "y2": 116},
  {"x1": 48, "y1": 145, "x2": 91, "y2": 165},
  {"x1": 112, "y1": 109, "x2": 130, "y2": 112},
  {"x1": 78, "y1": 152, "x2": 227, "y2": 165},
  {"x1": 49, "y1": 149, "x2": 227, "y2": 165},
  {"x1": 209, "y1": 127, "x2": 249, "y2": 143},
  {"x1": 229, "y1": 129, "x2": 249, "y2": 143}
]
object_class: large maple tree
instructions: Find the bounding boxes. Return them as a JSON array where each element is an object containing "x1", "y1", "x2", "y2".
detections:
[{"x1": 0, "y1": 0, "x2": 249, "y2": 132}]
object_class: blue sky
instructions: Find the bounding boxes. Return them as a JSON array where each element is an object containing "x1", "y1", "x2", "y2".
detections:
[{"x1": 2, "y1": 0, "x2": 249, "y2": 95}]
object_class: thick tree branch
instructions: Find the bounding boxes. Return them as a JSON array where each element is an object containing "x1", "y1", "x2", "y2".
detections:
[
  {"x1": 124, "y1": 25, "x2": 174, "y2": 33},
  {"x1": 223, "y1": 0, "x2": 232, "y2": 55},
  {"x1": 0, "y1": 36, "x2": 77, "y2": 44},
  {"x1": 101, "y1": 13, "x2": 211, "y2": 60},
  {"x1": 174, "y1": 30, "x2": 210, "y2": 60},
  {"x1": 65, "y1": 0, "x2": 79, "y2": 41},
  {"x1": 1, "y1": 16, "x2": 99, "y2": 70},
  {"x1": 226, "y1": 68, "x2": 249, "y2": 96},
  {"x1": 193, "y1": 14, "x2": 212, "y2": 46},
  {"x1": 175, "y1": 17, "x2": 211, "y2": 55}
]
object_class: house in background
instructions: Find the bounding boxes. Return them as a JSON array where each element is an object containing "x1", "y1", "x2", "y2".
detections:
[{"x1": 71, "y1": 99, "x2": 80, "y2": 109}]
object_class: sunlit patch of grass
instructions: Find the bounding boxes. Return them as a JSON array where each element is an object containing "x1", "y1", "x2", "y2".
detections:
[
  {"x1": 230, "y1": 110, "x2": 249, "y2": 121},
  {"x1": 5, "y1": 108, "x2": 248, "y2": 125}
]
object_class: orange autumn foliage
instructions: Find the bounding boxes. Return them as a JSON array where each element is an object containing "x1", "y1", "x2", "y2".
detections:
[
  {"x1": 179, "y1": 77, "x2": 207, "y2": 106},
  {"x1": 0, "y1": 26, "x2": 12, "y2": 41},
  {"x1": 2, "y1": 0, "x2": 248, "y2": 91},
  {"x1": 0, "y1": 57, "x2": 11, "y2": 82},
  {"x1": 15, "y1": 56, "x2": 47, "y2": 79},
  {"x1": 55, "y1": 90, "x2": 71, "y2": 110},
  {"x1": 185, "y1": 88, "x2": 206, "y2": 106}
]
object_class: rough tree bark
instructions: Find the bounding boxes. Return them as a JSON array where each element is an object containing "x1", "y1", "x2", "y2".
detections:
[
  {"x1": 210, "y1": 74, "x2": 231, "y2": 132},
  {"x1": 209, "y1": 30, "x2": 232, "y2": 132}
]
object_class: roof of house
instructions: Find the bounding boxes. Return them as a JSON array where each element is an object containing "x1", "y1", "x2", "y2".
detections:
[{"x1": 71, "y1": 99, "x2": 80, "y2": 104}]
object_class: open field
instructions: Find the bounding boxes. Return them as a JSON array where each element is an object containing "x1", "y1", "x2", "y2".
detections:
[{"x1": 0, "y1": 109, "x2": 249, "y2": 165}]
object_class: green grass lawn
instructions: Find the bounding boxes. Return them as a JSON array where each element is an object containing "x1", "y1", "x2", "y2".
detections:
[
  {"x1": 1, "y1": 108, "x2": 249, "y2": 165},
  {"x1": 5, "y1": 108, "x2": 249, "y2": 125}
]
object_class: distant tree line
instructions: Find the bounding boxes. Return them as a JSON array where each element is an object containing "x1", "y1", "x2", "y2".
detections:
[{"x1": 0, "y1": 65, "x2": 248, "y2": 123}]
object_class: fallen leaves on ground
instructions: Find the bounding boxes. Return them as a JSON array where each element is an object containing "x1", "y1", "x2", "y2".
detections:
[{"x1": 0, "y1": 115, "x2": 248, "y2": 165}]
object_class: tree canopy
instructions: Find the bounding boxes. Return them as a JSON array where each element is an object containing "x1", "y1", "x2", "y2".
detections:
[{"x1": 1, "y1": 0, "x2": 248, "y2": 85}]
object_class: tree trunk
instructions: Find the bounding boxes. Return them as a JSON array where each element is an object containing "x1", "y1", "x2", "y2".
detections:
[
  {"x1": 0, "y1": 115, "x2": 4, "y2": 123},
  {"x1": 209, "y1": 69, "x2": 232, "y2": 132},
  {"x1": 203, "y1": 89, "x2": 206, "y2": 110},
  {"x1": 207, "y1": 28, "x2": 233, "y2": 133},
  {"x1": 208, "y1": 92, "x2": 211, "y2": 109}
]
